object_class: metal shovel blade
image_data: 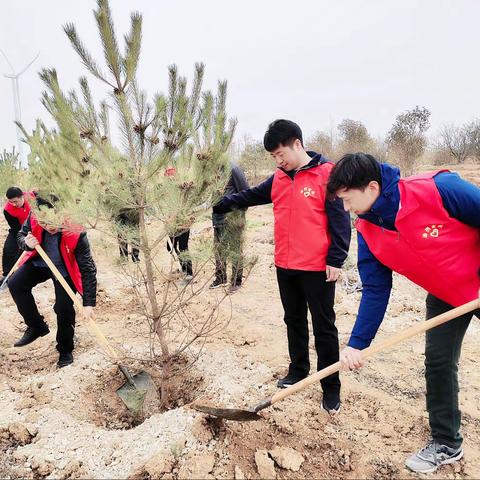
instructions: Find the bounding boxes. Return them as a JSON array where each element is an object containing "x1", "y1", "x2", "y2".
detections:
[
  {"x1": 193, "y1": 404, "x2": 262, "y2": 421},
  {"x1": 0, "y1": 281, "x2": 9, "y2": 295},
  {"x1": 116, "y1": 370, "x2": 153, "y2": 414}
]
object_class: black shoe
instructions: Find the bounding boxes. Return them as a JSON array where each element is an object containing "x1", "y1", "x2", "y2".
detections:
[
  {"x1": 209, "y1": 278, "x2": 227, "y2": 289},
  {"x1": 322, "y1": 392, "x2": 341, "y2": 415},
  {"x1": 57, "y1": 352, "x2": 73, "y2": 368},
  {"x1": 277, "y1": 375, "x2": 307, "y2": 389},
  {"x1": 14, "y1": 326, "x2": 50, "y2": 347},
  {"x1": 228, "y1": 283, "x2": 242, "y2": 294}
]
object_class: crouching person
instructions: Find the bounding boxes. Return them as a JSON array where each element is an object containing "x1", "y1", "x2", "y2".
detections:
[{"x1": 9, "y1": 206, "x2": 97, "y2": 368}]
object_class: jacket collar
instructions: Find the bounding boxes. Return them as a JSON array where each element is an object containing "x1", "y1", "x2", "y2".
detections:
[
  {"x1": 276, "y1": 151, "x2": 327, "y2": 179},
  {"x1": 358, "y1": 163, "x2": 401, "y2": 230}
]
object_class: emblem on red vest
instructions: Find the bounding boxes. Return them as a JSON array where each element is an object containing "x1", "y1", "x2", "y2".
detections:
[
  {"x1": 300, "y1": 187, "x2": 315, "y2": 198},
  {"x1": 422, "y1": 224, "x2": 443, "y2": 239}
]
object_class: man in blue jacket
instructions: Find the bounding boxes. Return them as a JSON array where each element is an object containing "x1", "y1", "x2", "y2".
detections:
[
  {"x1": 214, "y1": 120, "x2": 351, "y2": 413},
  {"x1": 327, "y1": 152, "x2": 480, "y2": 473}
]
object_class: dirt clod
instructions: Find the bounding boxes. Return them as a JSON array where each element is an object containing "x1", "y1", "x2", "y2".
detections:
[
  {"x1": 254, "y1": 449, "x2": 276, "y2": 479},
  {"x1": 144, "y1": 450, "x2": 175, "y2": 477},
  {"x1": 7, "y1": 422, "x2": 35, "y2": 445},
  {"x1": 234, "y1": 464, "x2": 245, "y2": 479},
  {"x1": 177, "y1": 451, "x2": 215, "y2": 479},
  {"x1": 269, "y1": 446, "x2": 304, "y2": 471}
]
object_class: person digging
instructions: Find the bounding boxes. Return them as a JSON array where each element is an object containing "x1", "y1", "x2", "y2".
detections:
[
  {"x1": 1, "y1": 187, "x2": 36, "y2": 285},
  {"x1": 327, "y1": 153, "x2": 480, "y2": 474},
  {"x1": 213, "y1": 119, "x2": 351, "y2": 414},
  {"x1": 9, "y1": 198, "x2": 97, "y2": 368}
]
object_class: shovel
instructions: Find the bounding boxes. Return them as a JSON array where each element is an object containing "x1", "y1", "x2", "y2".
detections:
[
  {"x1": 0, "y1": 251, "x2": 27, "y2": 294},
  {"x1": 194, "y1": 298, "x2": 479, "y2": 421},
  {"x1": 34, "y1": 244, "x2": 153, "y2": 414}
]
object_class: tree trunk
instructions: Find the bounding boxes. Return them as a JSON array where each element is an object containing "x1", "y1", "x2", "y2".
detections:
[{"x1": 138, "y1": 206, "x2": 170, "y2": 360}]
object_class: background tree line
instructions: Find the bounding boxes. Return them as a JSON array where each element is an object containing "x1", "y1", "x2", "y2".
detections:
[{"x1": 234, "y1": 106, "x2": 480, "y2": 182}]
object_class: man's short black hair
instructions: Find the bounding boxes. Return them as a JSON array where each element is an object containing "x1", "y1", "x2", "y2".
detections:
[
  {"x1": 6, "y1": 187, "x2": 23, "y2": 199},
  {"x1": 263, "y1": 119, "x2": 303, "y2": 152},
  {"x1": 327, "y1": 153, "x2": 382, "y2": 197}
]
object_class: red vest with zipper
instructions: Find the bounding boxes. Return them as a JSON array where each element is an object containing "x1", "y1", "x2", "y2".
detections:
[
  {"x1": 271, "y1": 162, "x2": 332, "y2": 271},
  {"x1": 19, "y1": 215, "x2": 84, "y2": 294},
  {"x1": 356, "y1": 171, "x2": 480, "y2": 307},
  {"x1": 3, "y1": 192, "x2": 34, "y2": 225}
]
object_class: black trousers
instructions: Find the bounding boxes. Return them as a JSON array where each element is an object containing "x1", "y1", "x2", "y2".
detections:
[
  {"x1": 9, "y1": 262, "x2": 77, "y2": 354},
  {"x1": 213, "y1": 211, "x2": 245, "y2": 286},
  {"x1": 116, "y1": 211, "x2": 140, "y2": 262},
  {"x1": 425, "y1": 293, "x2": 479, "y2": 449},
  {"x1": 276, "y1": 267, "x2": 340, "y2": 394},
  {"x1": 2, "y1": 231, "x2": 21, "y2": 276},
  {"x1": 167, "y1": 231, "x2": 193, "y2": 276}
]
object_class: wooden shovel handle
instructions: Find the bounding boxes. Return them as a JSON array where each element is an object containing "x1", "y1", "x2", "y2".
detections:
[
  {"x1": 35, "y1": 244, "x2": 120, "y2": 361},
  {"x1": 1, "y1": 251, "x2": 28, "y2": 285},
  {"x1": 270, "y1": 298, "x2": 479, "y2": 406}
]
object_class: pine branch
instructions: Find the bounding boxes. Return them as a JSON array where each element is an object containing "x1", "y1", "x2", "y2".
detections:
[
  {"x1": 123, "y1": 12, "x2": 142, "y2": 88},
  {"x1": 79, "y1": 77, "x2": 100, "y2": 135},
  {"x1": 214, "y1": 80, "x2": 227, "y2": 146},
  {"x1": 94, "y1": 0, "x2": 123, "y2": 89},
  {"x1": 188, "y1": 63, "x2": 204, "y2": 117},
  {"x1": 63, "y1": 23, "x2": 113, "y2": 87},
  {"x1": 200, "y1": 91, "x2": 214, "y2": 148},
  {"x1": 99, "y1": 101, "x2": 110, "y2": 138},
  {"x1": 167, "y1": 64, "x2": 178, "y2": 127}
]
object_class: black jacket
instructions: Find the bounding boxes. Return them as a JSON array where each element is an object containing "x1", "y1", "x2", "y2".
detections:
[
  {"x1": 212, "y1": 164, "x2": 250, "y2": 227},
  {"x1": 213, "y1": 152, "x2": 351, "y2": 268},
  {"x1": 4, "y1": 210, "x2": 22, "y2": 234},
  {"x1": 17, "y1": 216, "x2": 97, "y2": 307}
]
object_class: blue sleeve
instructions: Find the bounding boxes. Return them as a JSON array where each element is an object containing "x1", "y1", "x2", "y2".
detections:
[
  {"x1": 348, "y1": 231, "x2": 393, "y2": 350},
  {"x1": 325, "y1": 197, "x2": 351, "y2": 268},
  {"x1": 434, "y1": 172, "x2": 480, "y2": 227},
  {"x1": 213, "y1": 175, "x2": 273, "y2": 214}
]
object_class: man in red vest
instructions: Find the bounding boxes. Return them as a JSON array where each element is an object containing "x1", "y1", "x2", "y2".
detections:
[
  {"x1": 327, "y1": 153, "x2": 480, "y2": 474},
  {"x1": 213, "y1": 120, "x2": 351, "y2": 414},
  {"x1": 8, "y1": 196, "x2": 97, "y2": 368},
  {"x1": 1, "y1": 187, "x2": 35, "y2": 284}
]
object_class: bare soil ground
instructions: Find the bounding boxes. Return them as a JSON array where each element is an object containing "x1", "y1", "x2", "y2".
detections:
[{"x1": 0, "y1": 163, "x2": 478, "y2": 479}]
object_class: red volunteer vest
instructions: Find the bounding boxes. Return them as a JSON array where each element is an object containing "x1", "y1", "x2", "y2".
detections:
[
  {"x1": 3, "y1": 192, "x2": 34, "y2": 225},
  {"x1": 19, "y1": 215, "x2": 84, "y2": 295},
  {"x1": 271, "y1": 163, "x2": 332, "y2": 271},
  {"x1": 356, "y1": 171, "x2": 480, "y2": 307}
]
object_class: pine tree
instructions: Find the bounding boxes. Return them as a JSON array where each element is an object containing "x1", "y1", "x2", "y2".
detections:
[{"x1": 20, "y1": 0, "x2": 241, "y2": 401}]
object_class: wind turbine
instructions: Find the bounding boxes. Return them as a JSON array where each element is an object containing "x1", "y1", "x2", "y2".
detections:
[{"x1": 1, "y1": 49, "x2": 40, "y2": 169}]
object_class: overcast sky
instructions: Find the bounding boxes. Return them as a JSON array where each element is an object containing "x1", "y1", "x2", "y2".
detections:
[{"x1": 1, "y1": 0, "x2": 480, "y2": 156}]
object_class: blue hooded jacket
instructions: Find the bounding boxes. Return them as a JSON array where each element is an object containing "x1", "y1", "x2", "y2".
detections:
[{"x1": 349, "y1": 163, "x2": 480, "y2": 349}]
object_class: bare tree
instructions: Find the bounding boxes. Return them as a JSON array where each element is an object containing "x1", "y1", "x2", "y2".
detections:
[
  {"x1": 386, "y1": 106, "x2": 431, "y2": 176},
  {"x1": 236, "y1": 135, "x2": 271, "y2": 183},
  {"x1": 466, "y1": 119, "x2": 480, "y2": 162},
  {"x1": 337, "y1": 119, "x2": 372, "y2": 155},
  {"x1": 437, "y1": 124, "x2": 470, "y2": 163},
  {"x1": 306, "y1": 129, "x2": 335, "y2": 160}
]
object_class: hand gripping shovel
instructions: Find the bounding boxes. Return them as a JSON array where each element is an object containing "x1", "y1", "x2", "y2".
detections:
[
  {"x1": 35, "y1": 244, "x2": 153, "y2": 414},
  {"x1": 194, "y1": 298, "x2": 479, "y2": 421},
  {"x1": 0, "y1": 251, "x2": 28, "y2": 295}
]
